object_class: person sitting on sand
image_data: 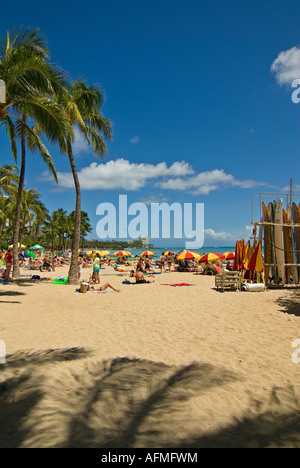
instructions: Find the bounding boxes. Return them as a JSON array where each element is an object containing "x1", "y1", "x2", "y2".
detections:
[
  {"x1": 87, "y1": 283, "x2": 120, "y2": 292},
  {"x1": 135, "y1": 266, "x2": 154, "y2": 284}
]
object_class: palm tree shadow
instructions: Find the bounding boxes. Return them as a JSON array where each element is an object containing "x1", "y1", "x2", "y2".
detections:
[
  {"x1": 276, "y1": 291, "x2": 300, "y2": 317},
  {"x1": 63, "y1": 359, "x2": 239, "y2": 448},
  {"x1": 1, "y1": 353, "x2": 299, "y2": 448},
  {"x1": 0, "y1": 347, "x2": 92, "y2": 448}
]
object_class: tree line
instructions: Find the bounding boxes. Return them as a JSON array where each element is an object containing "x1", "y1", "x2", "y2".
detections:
[{"x1": 0, "y1": 27, "x2": 112, "y2": 283}]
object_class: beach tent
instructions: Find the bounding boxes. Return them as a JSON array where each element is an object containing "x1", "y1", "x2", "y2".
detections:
[{"x1": 30, "y1": 244, "x2": 44, "y2": 250}]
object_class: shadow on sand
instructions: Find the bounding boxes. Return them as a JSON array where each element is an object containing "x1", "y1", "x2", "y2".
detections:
[
  {"x1": 276, "y1": 290, "x2": 300, "y2": 317},
  {"x1": 0, "y1": 349, "x2": 299, "y2": 448}
]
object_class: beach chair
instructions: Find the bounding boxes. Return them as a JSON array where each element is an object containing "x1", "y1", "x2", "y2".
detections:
[{"x1": 215, "y1": 271, "x2": 242, "y2": 292}]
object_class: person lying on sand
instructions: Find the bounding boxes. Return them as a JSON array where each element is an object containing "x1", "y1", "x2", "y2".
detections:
[{"x1": 87, "y1": 283, "x2": 120, "y2": 292}]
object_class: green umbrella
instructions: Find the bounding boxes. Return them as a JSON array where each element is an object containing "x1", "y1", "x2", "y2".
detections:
[{"x1": 30, "y1": 244, "x2": 44, "y2": 250}]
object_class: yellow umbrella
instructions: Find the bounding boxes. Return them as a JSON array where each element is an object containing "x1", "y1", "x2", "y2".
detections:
[
  {"x1": 98, "y1": 250, "x2": 110, "y2": 257},
  {"x1": 9, "y1": 243, "x2": 26, "y2": 249}
]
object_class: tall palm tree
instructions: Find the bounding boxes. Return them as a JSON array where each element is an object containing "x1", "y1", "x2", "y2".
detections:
[
  {"x1": 58, "y1": 80, "x2": 112, "y2": 284},
  {"x1": 0, "y1": 27, "x2": 71, "y2": 277}
]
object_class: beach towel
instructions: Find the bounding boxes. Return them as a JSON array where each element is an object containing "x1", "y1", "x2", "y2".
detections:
[
  {"x1": 161, "y1": 283, "x2": 194, "y2": 287},
  {"x1": 54, "y1": 277, "x2": 68, "y2": 285}
]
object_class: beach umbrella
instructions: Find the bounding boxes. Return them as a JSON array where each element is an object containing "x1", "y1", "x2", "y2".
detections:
[
  {"x1": 233, "y1": 240, "x2": 246, "y2": 271},
  {"x1": 248, "y1": 241, "x2": 264, "y2": 273},
  {"x1": 198, "y1": 253, "x2": 225, "y2": 263},
  {"x1": 30, "y1": 244, "x2": 44, "y2": 250},
  {"x1": 140, "y1": 250, "x2": 156, "y2": 257},
  {"x1": 223, "y1": 252, "x2": 235, "y2": 260},
  {"x1": 9, "y1": 243, "x2": 26, "y2": 249},
  {"x1": 98, "y1": 250, "x2": 110, "y2": 257},
  {"x1": 176, "y1": 250, "x2": 201, "y2": 260},
  {"x1": 112, "y1": 250, "x2": 132, "y2": 257},
  {"x1": 163, "y1": 251, "x2": 175, "y2": 256}
]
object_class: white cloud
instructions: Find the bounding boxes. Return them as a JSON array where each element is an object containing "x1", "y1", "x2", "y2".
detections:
[
  {"x1": 72, "y1": 126, "x2": 89, "y2": 155},
  {"x1": 204, "y1": 228, "x2": 232, "y2": 242},
  {"x1": 42, "y1": 159, "x2": 266, "y2": 195},
  {"x1": 204, "y1": 225, "x2": 254, "y2": 246},
  {"x1": 129, "y1": 136, "x2": 140, "y2": 144},
  {"x1": 157, "y1": 169, "x2": 266, "y2": 195},
  {"x1": 54, "y1": 159, "x2": 194, "y2": 191},
  {"x1": 271, "y1": 46, "x2": 300, "y2": 86}
]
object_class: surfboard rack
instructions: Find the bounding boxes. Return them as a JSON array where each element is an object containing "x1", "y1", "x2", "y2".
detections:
[{"x1": 251, "y1": 181, "x2": 300, "y2": 287}]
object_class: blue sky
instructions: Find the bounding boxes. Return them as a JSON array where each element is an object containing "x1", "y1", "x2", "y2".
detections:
[{"x1": 1, "y1": 0, "x2": 300, "y2": 247}]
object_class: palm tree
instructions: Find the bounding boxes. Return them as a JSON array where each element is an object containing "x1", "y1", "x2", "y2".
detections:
[
  {"x1": 0, "y1": 164, "x2": 18, "y2": 196},
  {"x1": 0, "y1": 27, "x2": 71, "y2": 277},
  {"x1": 58, "y1": 80, "x2": 112, "y2": 284}
]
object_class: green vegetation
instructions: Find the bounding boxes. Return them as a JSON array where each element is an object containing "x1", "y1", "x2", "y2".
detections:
[{"x1": 0, "y1": 27, "x2": 112, "y2": 283}]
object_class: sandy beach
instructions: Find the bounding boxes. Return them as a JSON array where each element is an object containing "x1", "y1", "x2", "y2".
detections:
[{"x1": 0, "y1": 264, "x2": 299, "y2": 448}]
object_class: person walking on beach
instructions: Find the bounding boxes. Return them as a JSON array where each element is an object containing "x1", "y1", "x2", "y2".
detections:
[
  {"x1": 160, "y1": 253, "x2": 166, "y2": 273},
  {"x1": 93, "y1": 253, "x2": 101, "y2": 284},
  {"x1": 4, "y1": 249, "x2": 13, "y2": 282},
  {"x1": 166, "y1": 254, "x2": 173, "y2": 272}
]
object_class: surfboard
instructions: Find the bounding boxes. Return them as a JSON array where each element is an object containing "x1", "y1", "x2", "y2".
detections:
[
  {"x1": 274, "y1": 199, "x2": 285, "y2": 284},
  {"x1": 262, "y1": 202, "x2": 271, "y2": 283},
  {"x1": 283, "y1": 209, "x2": 292, "y2": 284},
  {"x1": 286, "y1": 203, "x2": 298, "y2": 284},
  {"x1": 292, "y1": 202, "x2": 300, "y2": 283},
  {"x1": 268, "y1": 201, "x2": 278, "y2": 283}
]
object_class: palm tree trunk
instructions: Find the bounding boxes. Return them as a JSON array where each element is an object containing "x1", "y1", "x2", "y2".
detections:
[
  {"x1": 12, "y1": 116, "x2": 26, "y2": 278},
  {"x1": 67, "y1": 139, "x2": 81, "y2": 285}
]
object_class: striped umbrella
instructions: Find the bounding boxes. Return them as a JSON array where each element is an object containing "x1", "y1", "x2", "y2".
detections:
[
  {"x1": 198, "y1": 253, "x2": 225, "y2": 263},
  {"x1": 176, "y1": 250, "x2": 201, "y2": 260},
  {"x1": 163, "y1": 251, "x2": 175, "y2": 256},
  {"x1": 140, "y1": 251, "x2": 156, "y2": 257},
  {"x1": 112, "y1": 250, "x2": 132, "y2": 257},
  {"x1": 223, "y1": 252, "x2": 235, "y2": 260}
]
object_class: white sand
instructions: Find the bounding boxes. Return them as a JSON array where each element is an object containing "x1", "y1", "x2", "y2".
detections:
[{"x1": 0, "y1": 264, "x2": 299, "y2": 447}]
